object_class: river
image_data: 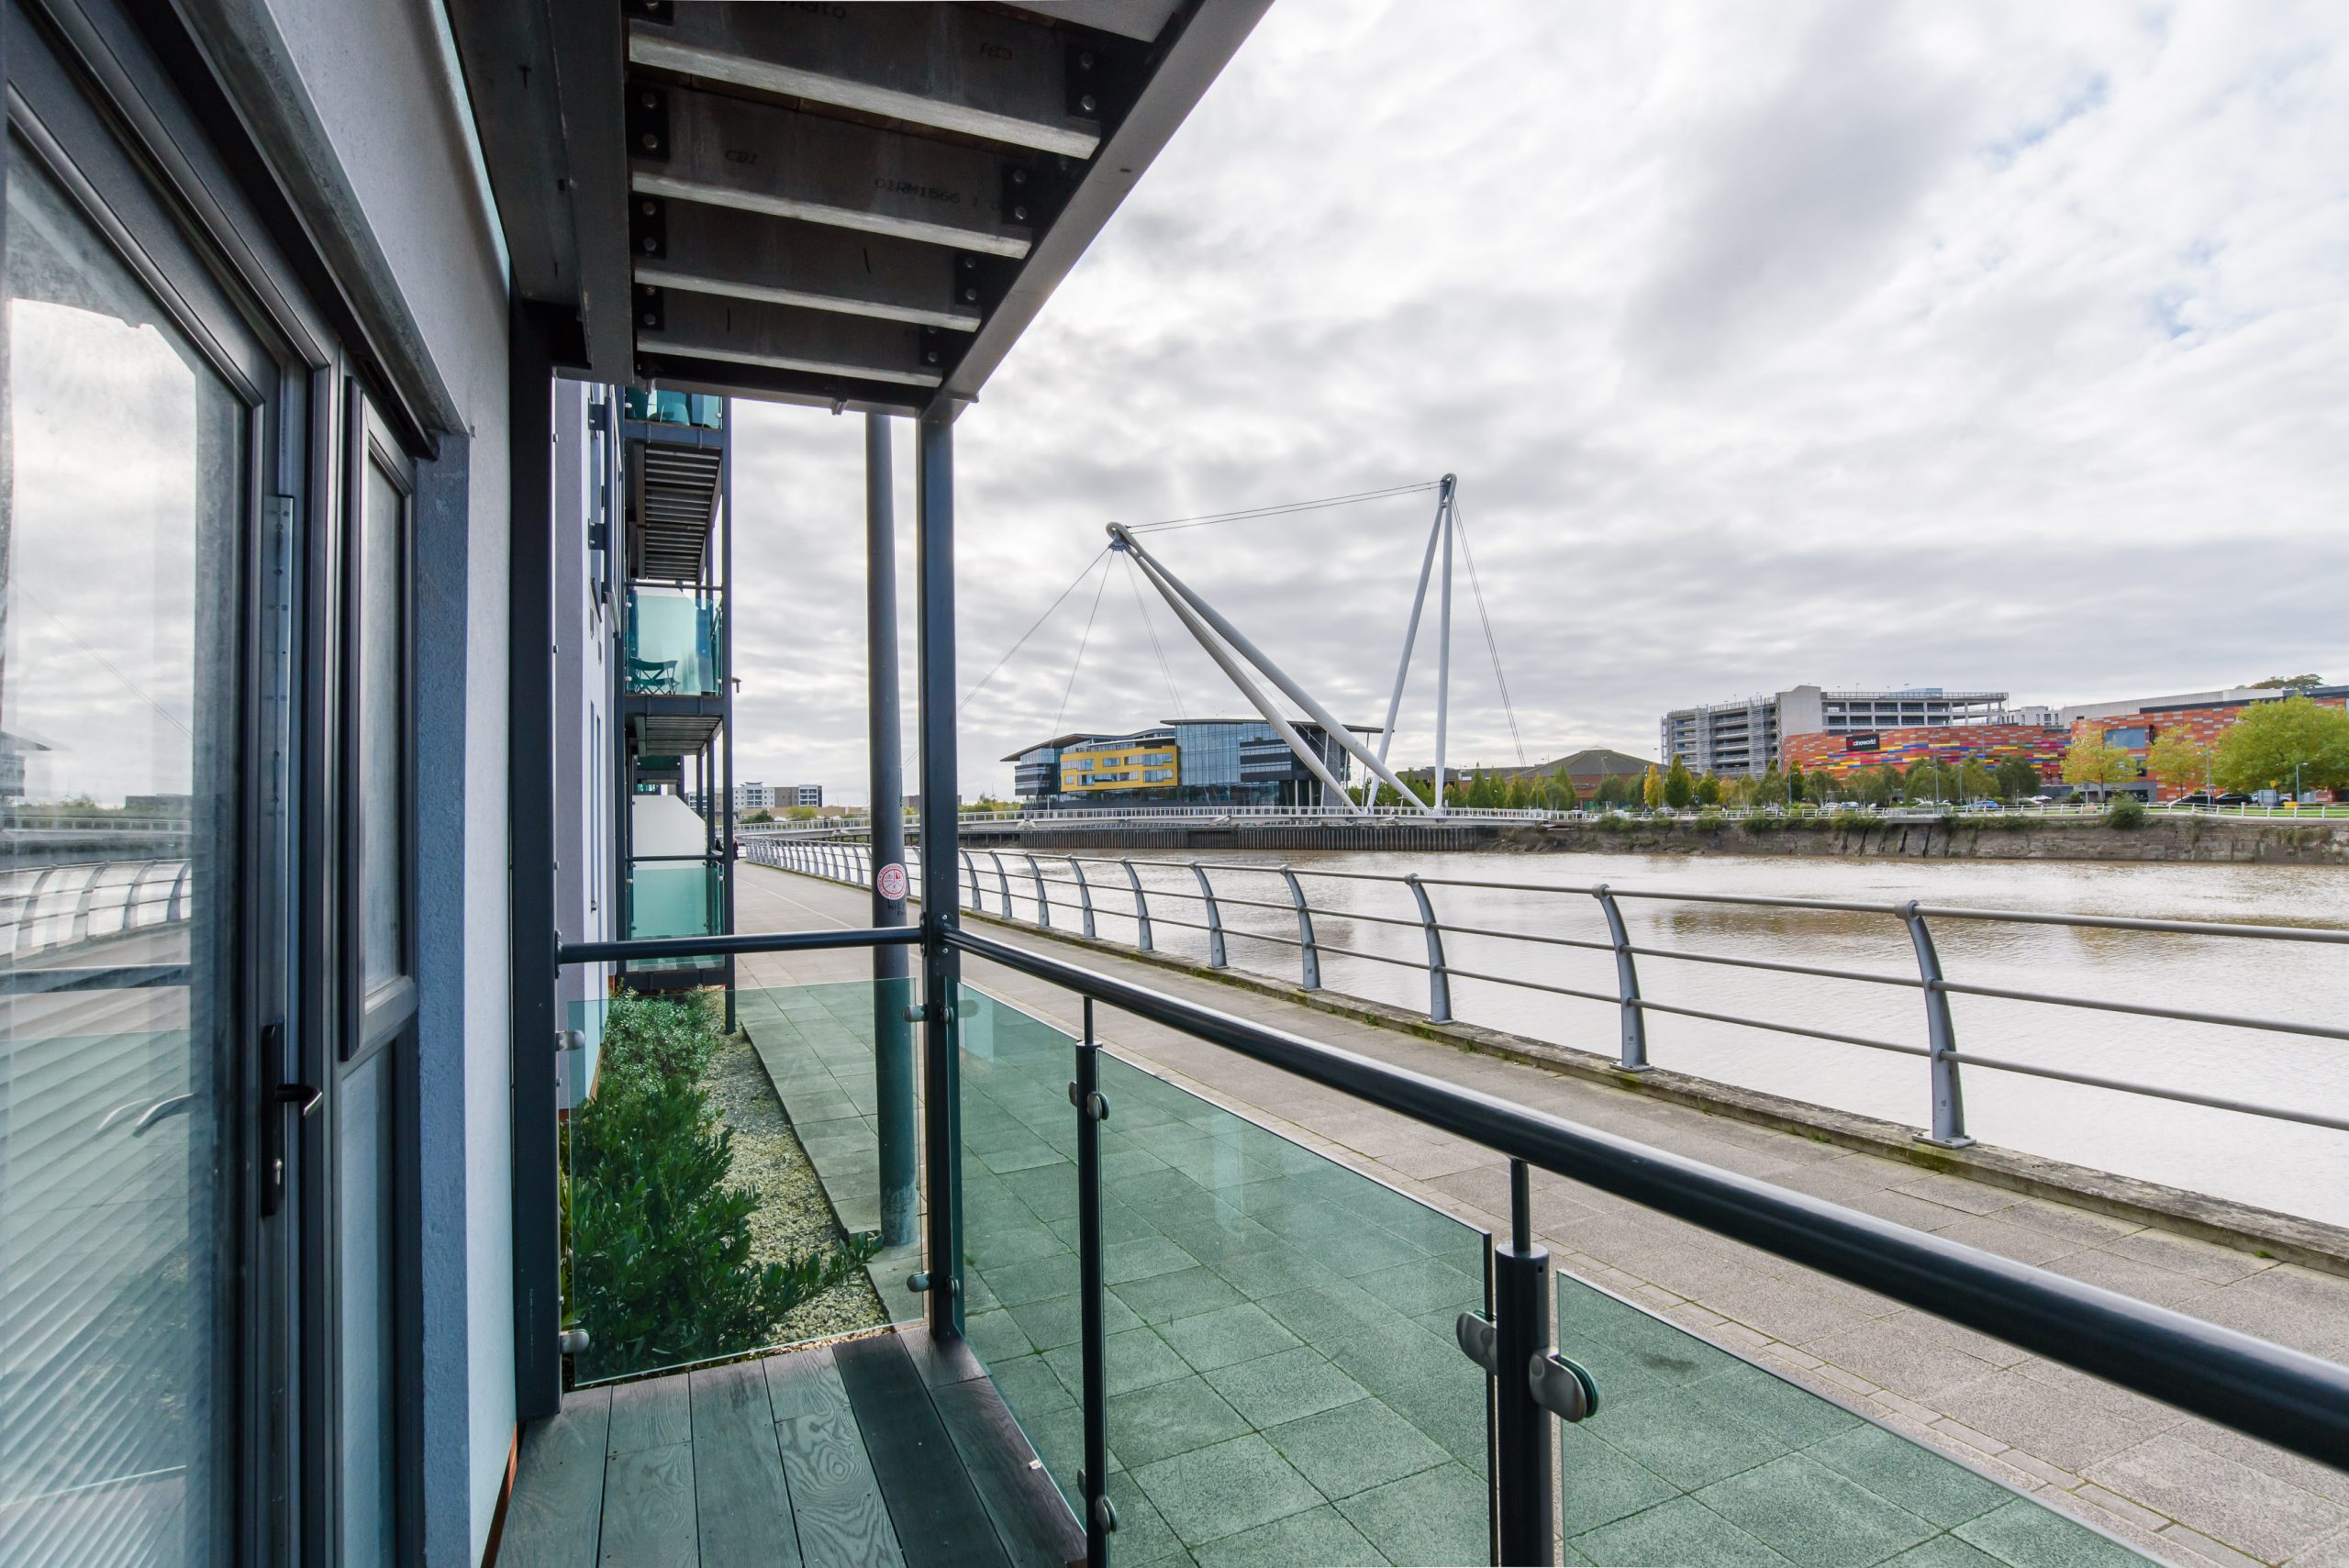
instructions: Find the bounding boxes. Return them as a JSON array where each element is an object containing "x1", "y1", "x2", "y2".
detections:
[{"x1": 1008, "y1": 850, "x2": 2349, "y2": 1228}]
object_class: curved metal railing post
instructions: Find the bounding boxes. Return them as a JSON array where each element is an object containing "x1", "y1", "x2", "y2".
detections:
[
  {"x1": 960, "y1": 849, "x2": 981, "y2": 912},
  {"x1": 1069, "y1": 858, "x2": 1097, "y2": 940},
  {"x1": 1593, "y1": 884, "x2": 1649, "y2": 1072},
  {"x1": 1024, "y1": 853, "x2": 1052, "y2": 929},
  {"x1": 1405, "y1": 873, "x2": 1453, "y2": 1022},
  {"x1": 1903, "y1": 901, "x2": 1972, "y2": 1147},
  {"x1": 1278, "y1": 867, "x2": 1319, "y2": 991},
  {"x1": 989, "y1": 851, "x2": 1014, "y2": 918},
  {"x1": 1122, "y1": 859, "x2": 1154, "y2": 952},
  {"x1": 1190, "y1": 862, "x2": 1227, "y2": 969}
]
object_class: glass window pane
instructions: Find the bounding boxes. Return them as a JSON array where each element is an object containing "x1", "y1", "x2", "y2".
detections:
[
  {"x1": 0, "y1": 147, "x2": 242, "y2": 1568},
  {"x1": 360, "y1": 460, "x2": 403, "y2": 988}
]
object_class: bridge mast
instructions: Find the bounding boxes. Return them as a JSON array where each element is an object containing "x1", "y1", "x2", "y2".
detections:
[{"x1": 1109, "y1": 524, "x2": 1434, "y2": 814}]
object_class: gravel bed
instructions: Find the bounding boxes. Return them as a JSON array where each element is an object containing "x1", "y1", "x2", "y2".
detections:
[{"x1": 702, "y1": 1033, "x2": 886, "y2": 1345}]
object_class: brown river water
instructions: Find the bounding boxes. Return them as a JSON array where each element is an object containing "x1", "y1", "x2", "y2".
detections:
[{"x1": 986, "y1": 849, "x2": 2349, "y2": 1227}]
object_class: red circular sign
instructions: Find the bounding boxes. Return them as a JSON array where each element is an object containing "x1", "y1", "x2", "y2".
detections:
[{"x1": 875, "y1": 862, "x2": 908, "y2": 902}]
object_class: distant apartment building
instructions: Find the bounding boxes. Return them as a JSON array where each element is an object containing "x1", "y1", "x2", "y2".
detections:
[
  {"x1": 1661, "y1": 685, "x2": 2009, "y2": 777},
  {"x1": 1007, "y1": 717, "x2": 1371, "y2": 809},
  {"x1": 735, "y1": 780, "x2": 821, "y2": 812}
]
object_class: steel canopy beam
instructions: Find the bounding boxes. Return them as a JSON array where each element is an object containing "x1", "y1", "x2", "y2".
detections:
[
  {"x1": 639, "y1": 205, "x2": 985, "y2": 332},
  {"x1": 633, "y1": 87, "x2": 1036, "y2": 259},
  {"x1": 628, "y1": 4, "x2": 1105, "y2": 159},
  {"x1": 640, "y1": 293, "x2": 945, "y2": 390},
  {"x1": 934, "y1": 0, "x2": 1275, "y2": 414}
]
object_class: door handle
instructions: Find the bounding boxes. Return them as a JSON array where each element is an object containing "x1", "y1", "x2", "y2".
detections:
[{"x1": 275, "y1": 1081, "x2": 322, "y2": 1116}]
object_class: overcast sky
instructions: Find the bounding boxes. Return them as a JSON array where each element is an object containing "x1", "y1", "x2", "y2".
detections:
[{"x1": 727, "y1": 0, "x2": 2349, "y2": 806}]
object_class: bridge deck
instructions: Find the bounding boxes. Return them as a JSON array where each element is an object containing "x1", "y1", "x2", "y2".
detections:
[{"x1": 738, "y1": 867, "x2": 2349, "y2": 1568}]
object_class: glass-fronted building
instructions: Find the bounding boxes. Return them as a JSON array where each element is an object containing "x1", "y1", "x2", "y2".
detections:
[{"x1": 1006, "y1": 717, "x2": 1372, "y2": 808}]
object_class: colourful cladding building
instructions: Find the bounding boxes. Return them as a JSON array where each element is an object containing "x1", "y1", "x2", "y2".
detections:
[
  {"x1": 2069, "y1": 688, "x2": 2348, "y2": 800},
  {"x1": 1060, "y1": 741, "x2": 1180, "y2": 794},
  {"x1": 1782, "y1": 723, "x2": 2067, "y2": 782}
]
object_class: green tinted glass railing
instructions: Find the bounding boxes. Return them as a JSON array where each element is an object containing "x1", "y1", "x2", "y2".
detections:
[
  {"x1": 624, "y1": 587, "x2": 723, "y2": 695},
  {"x1": 561, "y1": 982, "x2": 909, "y2": 1387},
  {"x1": 957, "y1": 987, "x2": 1494, "y2": 1567},
  {"x1": 623, "y1": 389, "x2": 725, "y2": 428},
  {"x1": 623, "y1": 861, "x2": 720, "y2": 971},
  {"x1": 1550, "y1": 1276, "x2": 2145, "y2": 1564}
]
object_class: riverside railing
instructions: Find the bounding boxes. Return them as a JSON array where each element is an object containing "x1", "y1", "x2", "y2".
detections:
[
  {"x1": 751, "y1": 840, "x2": 2349, "y2": 1151},
  {"x1": 561, "y1": 915, "x2": 2349, "y2": 1566}
]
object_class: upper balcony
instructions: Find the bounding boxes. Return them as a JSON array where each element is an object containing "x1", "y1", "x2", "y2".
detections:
[{"x1": 624, "y1": 584, "x2": 725, "y2": 699}]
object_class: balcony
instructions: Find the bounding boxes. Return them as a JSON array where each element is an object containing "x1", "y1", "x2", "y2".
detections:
[
  {"x1": 624, "y1": 585, "x2": 724, "y2": 698},
  {"x1": 623, "y1": 387, "x2": 726, "y2": 430},
  {"x1": 518, "y1": 948, "x2": 2214, "y2": 1566}
]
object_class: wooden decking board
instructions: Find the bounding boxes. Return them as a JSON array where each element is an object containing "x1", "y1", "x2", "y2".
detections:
[
  {"x1": 778, "y1": 1406, "x2": 908, "y2": 1568},
  {"x1": 930, "y1": 1377, "x2": 1086, "y2": 1568},
  {"x1": 607, "y1": 1373, "x2": 694, "y2": 1453},
  {"x1": 763, "y1": 1340, "x2": 853, "y2": 1421},
  {"x1": 512, "y1": 1335, "x2": 1074, "y2": 1568},
  {"x1": 598, "y1": 1442, "x2": 697, "y2": 1568},
  {"x1": 689, "y1": 1362, "x2": 801, "y2": 1568},
  {"x1": 501, "y1": 1384, "x2": 612, "y2": 1568},
  {"x1": 900, "y1": 1325, "x2": 991, "y2": 1390},
  {"x1": 835, "y1": 1333, "x2": 1015, "y2": 1568}
]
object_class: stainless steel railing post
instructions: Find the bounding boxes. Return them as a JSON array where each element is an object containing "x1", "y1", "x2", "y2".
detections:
[
  {"x1": 1122, "y1": 859, "x2": 1154, "y2": 952},
  {"x1": 1279, "y1": 867, "x2": 1320, "y2": 991},
  {"x1": 1406, "y1": 873, "x2": 1453, "y2": 1022},
  {"x1": 1025, "y1": 853, "x2": 1052, "y2": 929},
  {"x1": 1593, "y1": 884, "x2": 1650, "y2": 1072},
  {"x1": 989, "y1": 851, "x2": 1013, "y2": 917},
  {"x1": 1903, "y1": 901, "x2": 1973, "y2": 1147},
  {"x1": 960, "y1": 849, "x2": 981, "y2": 912},
  {"x1": 1190, "y1": 862, "x2": 1228, "y2": 969},
  {"x1": 1070, "y1": 857, "x2": 1097, "y2": 940}
]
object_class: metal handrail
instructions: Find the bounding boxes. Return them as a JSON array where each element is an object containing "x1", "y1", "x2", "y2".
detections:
[
  {"x1": 946, "y1": 924, "x2": 2349, "y2": 1473},
  {"x1": 769, "y1": 840, "x2": 2349, "y2": 1150}
]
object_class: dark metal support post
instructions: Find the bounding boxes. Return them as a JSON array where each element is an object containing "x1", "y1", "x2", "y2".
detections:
[
  {"x1": 1493, "y1": 1160, "x2": 1555, "y2": 1565},
  {"x1": 867, "y1": 415, "x2": 917, "y2": 1248},
  {"x1": 506, "y1": 301, "x2": 562, "y2": 1421},
  {"x1": 915, "y1": 408, "x2": 964, "y2": 1338},
  {"x1": 1074, "y1": 999, "x2": 1112, "y2": 1567},
  {"x1": 720, "y1": 431, "x2": 738, "y2": 1031}
]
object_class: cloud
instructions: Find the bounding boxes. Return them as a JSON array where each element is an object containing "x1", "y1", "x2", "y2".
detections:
[{"x1": 724, "y1": 0, "x2": 2349, "y2": 805}]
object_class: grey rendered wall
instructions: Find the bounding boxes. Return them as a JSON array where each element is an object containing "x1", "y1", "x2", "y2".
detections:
[{"x1": 262, "y1": 1, "x2": 517, "y2": 1560}]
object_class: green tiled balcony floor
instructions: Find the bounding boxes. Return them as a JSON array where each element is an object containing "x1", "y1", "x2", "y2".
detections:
[{"x1": 948, "y1": 985, "x2": 2154, "y2": 1568}]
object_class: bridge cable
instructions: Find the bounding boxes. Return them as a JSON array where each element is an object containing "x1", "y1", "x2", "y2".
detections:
[
  {"x1": 1125, "y1": 480, "x2": 1442, "y2": 535},
  {"x1": 1122, "y1": 551, "x2": 1188, "y2": 721},
  {"x1": 1452, "y1": 490, "x2": 1527, "y2": 768},
  {"x1": 959, "y1": 546, "x2": 1108, "y2": 713},
  {"x1": 1052, "y1": 550, "x2": 1114, "y2": 733}
]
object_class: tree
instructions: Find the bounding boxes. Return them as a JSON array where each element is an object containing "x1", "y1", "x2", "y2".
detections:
[
  {"x1": 2144, "y1": 733, "x2": 2215, "y2": 795},
  {"x1": 2213, "y1": 695, "x2": 2349, "y2": 794},
  {"x1": 1641, "y1": 765, "x2": 1663, "y2": 810},
  {"x1": 1662, "y1": 756, "x2": 1696, "y2": 809},
  {"x1": 2252, "y1": 674, "x2": 2325, "y2": 690},
  {"x1": 1696, "y1": 773, "x2": 1723, "y2": 806},
  {"x1": 1803, "y1": 769, "x2": 1832, "y2": 806},
  {"x1": 1993, "y1": 755, "x2": 2043, "y2": 802},
  {"x1": 784, "y1": 804, "x2": 819, "y2": 821},
  {"x1": 1904, "y1": 761, "x2": 1954, "y2": 805},
  {"x1": 1955, "y1": 759, "x2": 1998, "y2": 803},
  {"x1": 1786, "y1": 762, "x2": 1806, "y2": 805},
  {"x1": 742, "y1": 808, "x2": 774, "y2": 823},
  {"x1": 1849, "y1": 766, "x2": 1896, "y2": 807},
  {"x1": 2062, "y1": 733, "x2": 2140, "y2": 789},
  {"x1": 1594, "y1": 773, "x2": 1634, "y2": 809}
]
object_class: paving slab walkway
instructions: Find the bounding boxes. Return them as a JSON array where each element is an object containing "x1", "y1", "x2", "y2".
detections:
[{"x1": 734, "y1": 864, "x2": 2349, "y2": 1568}]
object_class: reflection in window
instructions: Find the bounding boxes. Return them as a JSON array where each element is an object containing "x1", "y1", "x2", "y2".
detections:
[
  {"x1": 0, "y1": 147, "x2": 240, "y2": 1567},
  {"x1": 360, "y1": 460, "x2": 404, "y2": 989}
]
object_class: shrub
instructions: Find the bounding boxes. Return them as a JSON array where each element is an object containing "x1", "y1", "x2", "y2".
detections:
[
  {"x1": 1831, "y1": 810, "x2": 1874, "y2": 833},
  {"x1": 2106, "y1": 797, "x2": 2148, "y2": 829},
  {"x1": 569, "y1": 992, "x2": 876, "y2": 1376}
]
